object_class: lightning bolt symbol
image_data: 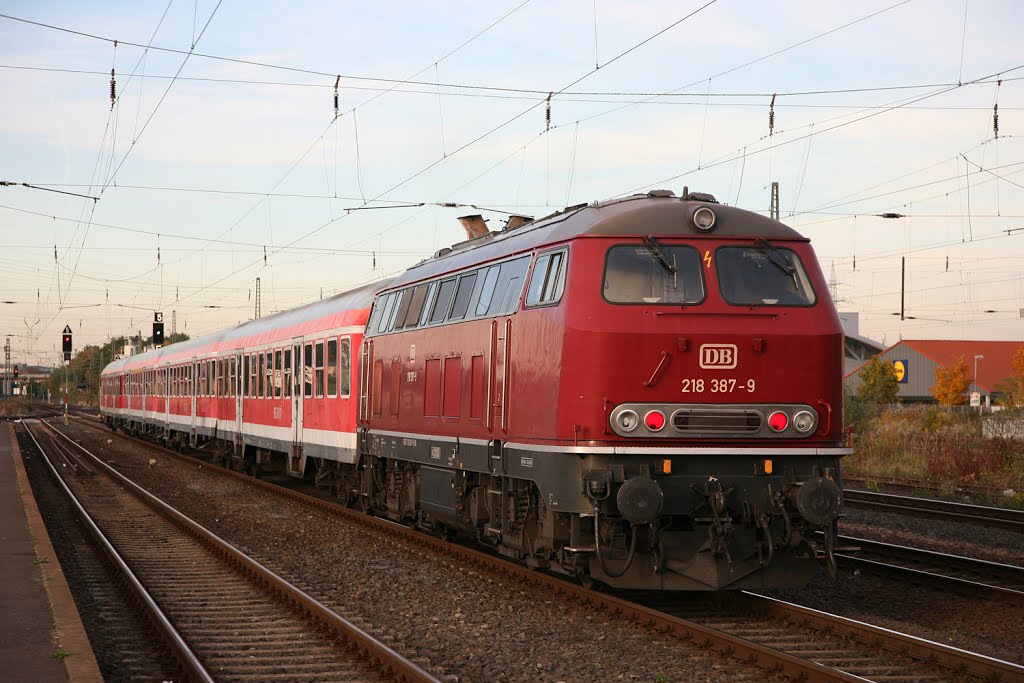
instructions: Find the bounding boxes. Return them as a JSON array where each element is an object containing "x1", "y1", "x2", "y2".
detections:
[{"x1": 703, "y1": 250, "x2": 712, "y2": 268}]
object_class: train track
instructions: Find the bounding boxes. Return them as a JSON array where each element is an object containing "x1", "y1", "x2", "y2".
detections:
[
  {"x1": 24, "y1": 419, "x2": 437, "y2": 683},
  {"x1": 54, "y1": 414, "x2": 1024, "y2": 682},
  {"x1": 843, "y1": 489, "x2": 1024, "y2": 531},
  {"x1": 844, "y1": 473, "x2": 1007, "y2": 500},
  {"x1": 836, "y1": 534, "x2": 1024, "y2": 607}
]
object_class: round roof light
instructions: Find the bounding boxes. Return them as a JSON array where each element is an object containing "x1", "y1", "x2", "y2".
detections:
[
  {"x1": 617, "y1": 409, "x2": 639, "y2": 433},
  {"x1": 767, "y1": 411, "x2": 788, "y2": 433},
  {"x1": 793, "y1": 410, "x2": 815, "y2": 433},
  {"x1": 691, "y1": 206, "x2": 717, "y2": 232},
  {"x1": 644, "y1": 410, "x2": 667, "y2": 432}
]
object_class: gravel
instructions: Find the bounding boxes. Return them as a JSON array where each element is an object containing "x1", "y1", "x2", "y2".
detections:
[{"x1": 60, "y1": 421, "x2": 782, "y2": 683}]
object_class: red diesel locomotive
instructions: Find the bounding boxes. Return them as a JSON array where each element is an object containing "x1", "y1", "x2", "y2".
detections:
[{"x1": 101, "y1": 189, "x2": 847, "y2": 590}]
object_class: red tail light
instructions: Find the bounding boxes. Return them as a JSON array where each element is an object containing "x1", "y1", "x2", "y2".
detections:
[
  {"x1": 767, "y1": 411, "x2": 788, "y2": 432},
  {"x1": 644, "y1": 410, "x2": 666, "y2": 432}
]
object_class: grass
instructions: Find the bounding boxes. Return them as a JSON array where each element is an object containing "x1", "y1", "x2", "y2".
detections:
[
  {"x1": 845, "y1": 404, "x2": 1024, "y2": 506},
  {"x1": 52, "y1": 648, "x2": 70, "y2": 660}
]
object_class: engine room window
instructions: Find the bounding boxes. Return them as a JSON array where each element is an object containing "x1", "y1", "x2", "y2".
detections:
[
  {"x1": 485, "y1": 256, "x2": 530, "y2": 316},
  {"x1": 602, "y1": 243, "x2": 704, "y2": 304},
  {"x1": 429, "y1": 278, "x2": 457, "y2": 324},
  {"x1": 448, "y1": 272, "x2": 477, "y2": 320},
  {"x1": 526, "y1": 250, "x2": 567, "y2": 306},
  {"x1": 717, "y1": 245, "x2": 817, "y2": 307}
]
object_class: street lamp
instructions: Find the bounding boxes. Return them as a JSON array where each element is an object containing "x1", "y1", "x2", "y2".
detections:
[{"x1": 974, "y1": 354, "x2": 984, "y2": 414}]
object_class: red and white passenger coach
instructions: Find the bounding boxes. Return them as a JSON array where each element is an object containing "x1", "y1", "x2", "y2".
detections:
[{"x1": 102, "y1": 189, "x2": 849, "y2": 590}]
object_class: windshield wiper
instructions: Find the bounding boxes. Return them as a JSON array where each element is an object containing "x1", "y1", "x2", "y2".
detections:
[
  {"x1": 644, "y1": 235, "x2": 677, "y2": 275},
  {"x1": 753, "y1": 237, "x2": 798, "y2": 289}
]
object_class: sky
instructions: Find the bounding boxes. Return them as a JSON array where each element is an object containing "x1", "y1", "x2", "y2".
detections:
[{"x1": 1, "y1": 0, "x2": 1023, "y2": 367}]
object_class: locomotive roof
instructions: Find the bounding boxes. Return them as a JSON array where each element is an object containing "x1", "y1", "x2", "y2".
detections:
[
  {"x1": 102, "y1": 277, "x2": 390, "y2": 375},
  {"x1": 386, "y1": 191, "x2": 808, "y2": 290}
]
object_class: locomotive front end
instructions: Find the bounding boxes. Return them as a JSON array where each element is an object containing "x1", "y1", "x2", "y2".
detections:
[{"x1": 558, "y1": 192, "x2": 848, "y2": 590}]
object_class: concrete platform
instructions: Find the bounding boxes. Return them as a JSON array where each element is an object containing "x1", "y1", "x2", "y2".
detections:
[{"x1": 0, "y1": 422, "x2": 102, "y2": 682}]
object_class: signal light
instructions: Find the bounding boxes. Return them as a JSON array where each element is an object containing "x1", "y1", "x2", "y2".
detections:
[
  {"x1": 644, "y1": 410, "x2": 666, "y2": 432},
  {"x1": 767, "y1": 411, "x2": 788, "y2": 433},
  {"x1": 62, "y1": 334, "x2": 72, "y2": 353},
  {"x1": 13, "y1": 366, "x2": 18, "y2": 378}
]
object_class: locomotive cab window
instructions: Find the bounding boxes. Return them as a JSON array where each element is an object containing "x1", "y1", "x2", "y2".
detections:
[
  {"x1": 603, "y1": 243, "x2": 704, "y2": 304},
  {"x1": 717, "y1": 245, "x2": 816, "y2": 307}
]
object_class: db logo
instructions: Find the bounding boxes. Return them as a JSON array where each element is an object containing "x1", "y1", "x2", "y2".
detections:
[{"x1": 699, "y1": 344, "x2": 738, "y2": 369}]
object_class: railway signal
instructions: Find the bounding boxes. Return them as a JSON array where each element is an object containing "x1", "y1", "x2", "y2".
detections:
[
  {"x1": 62, "y1": 325, "x2": 73, "y2": 362},
  {"x1": 153, "y1": 312, "x2": 164, "y2": 346}
]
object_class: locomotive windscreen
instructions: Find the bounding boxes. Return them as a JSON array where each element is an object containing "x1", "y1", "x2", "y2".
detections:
[
  {"x1": 602, "y1": 244, "x2": 704, "y2": 304},
  {"x1": 717, "y1": 246, "x2": 817, "y2": 306}
]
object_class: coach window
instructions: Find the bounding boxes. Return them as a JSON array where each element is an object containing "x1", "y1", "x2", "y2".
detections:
[
  {"x1": 274, "y1": 349, "x2": 283, "y2": 398},
  {"x1": 428, "y1": 277, "x2": 456, "y2": 324},
  {"x1": 448, "y1": 272, "x2": 478, "y2": 321},
  {"x1": 243, "y1": 356, "x2": 250, "y2": 397},
  {"x1": 257, "y1": 353, "x2": 264, "y2": 398},
  {"x1": 603, "y1": 243, "x2": 704, "y2": 305},
  {"x1": 304, "y1": 343, "x2": 313, "y2": 398},
  {"x1": 339, "y1": 338, "x2": 351, "y2": 396},
  {"x1": 716, "y1": 245, "x2": 817, "y2": 307},
  {"x1": 229, "y1": 358, "x2": 236, "y2": 398},
  {"x1": 327, "y1": 338, "x2": 338, "y2": 397},
  {"x1": 266, "y1": 352, "x2": 275, "y2": 399},
  {"x1": 315, "y1": 341, "x2": 325, "y2": 398},
  {"x1": 283, "y1": 348, "x2": 292, "y2": 399}
]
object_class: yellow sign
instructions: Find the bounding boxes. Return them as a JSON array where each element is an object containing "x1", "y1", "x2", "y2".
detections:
[
  {"x1": 703, "y1": 250, "x2": 712, "y2": 268},
  {"x1": 892, "y1": 360, "x2": 907, "y2": 383}
]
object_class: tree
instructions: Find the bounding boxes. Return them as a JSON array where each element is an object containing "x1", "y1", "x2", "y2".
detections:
[
  {"x1": 997, "y1": 344, "x2": 1024, "y2": 408},
  {"x1": 931, "y1": 355, "x2": 971, "y2": 406},
  {"x1": 857, "y1": 357, "x2": 900, "y2": 404}
]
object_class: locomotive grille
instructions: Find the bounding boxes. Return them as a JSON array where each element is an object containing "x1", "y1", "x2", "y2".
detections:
[{"x1": 671, "y1": 409, "x2": 762, "y2": 434}]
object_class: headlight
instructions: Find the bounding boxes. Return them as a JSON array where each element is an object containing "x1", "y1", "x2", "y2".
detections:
[
  {"x1": 617, "y1": 409, "x2": 639, "y2": 433},
  {"x1": 793, "y1": 410, "x2": 815, "y2": 433},
  {"x1": 690, "y1": 206, "x2": 717, "y2": 231}
]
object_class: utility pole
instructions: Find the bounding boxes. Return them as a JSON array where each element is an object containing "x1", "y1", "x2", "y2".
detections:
[
  {"x1": 770, "y1": 181, "x2": 780, "y2": 220},
  {"x1": 3, "y1": 337, "x2": 10, "y2": 398},
  {"x1": 255, "y1": 277, "x2": 262, "y2": 319},
  {"x1": 172, "y1": 309, "x2": 177, "y2": 337}
]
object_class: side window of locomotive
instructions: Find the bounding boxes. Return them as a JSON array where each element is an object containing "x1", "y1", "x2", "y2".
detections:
[
  {"x1": 398, "y1": 284, "x2": 429, "y2": 330},
  {"x1": 304, "y1": 343, "x2": 314, "y2": 398},
  {"x1": 339, "y1": 338, "x2": 351, "y2": 396},
  {"x1": 602, "y1": 244, "x2": 704, "y2": 305},
  {"x1": 327, "y1": 338, "x2": 338, "y2": 397},
  {"x1": 474, "y1": 265, "x2": 501, "y2": 316},
  {"x1": 526, "y1": 249, "x2": 568, "y2": 307},
  {"x1": 366, "y1": 294, "x2": 387, "y2": 334},
  {"x1": 716, "y1": 246, "x2": 817, "y2": 307},
  {"x1": 374, "y1": 293, "x2": 397, "y2": 334},
  {"x1": 448, "y1": 272, "x2": 478, "y2": 321},
  {"x1": 429, "y1": 277, "x2": 457, "y2": 324},
  {"x1": 417, "y1": 281, "x2": 438, "y2": 327},
  {"x1": 485, "y1": 255, "x2": 531, "y2": 315}
]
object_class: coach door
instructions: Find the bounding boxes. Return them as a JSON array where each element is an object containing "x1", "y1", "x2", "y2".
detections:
[
  {"x1": 489, "y1": 317, "x2": 511, "y2": 434},
  {"x1": 234, "y1": 353, "x2": 243, "y2": 451},
  {"x1": 189, "y1": 359, "x2": 198, "y2": 446},
  {"x1": 291, "y1": 339, "x2": 303, "y2": 454}
]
